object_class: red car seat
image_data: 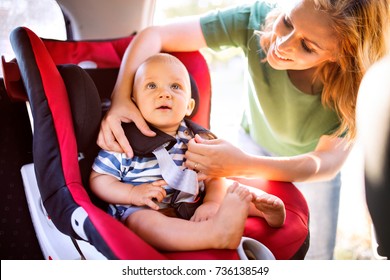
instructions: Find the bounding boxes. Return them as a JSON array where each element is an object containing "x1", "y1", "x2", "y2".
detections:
[{"x1": 2, "y1": 26, "x2": 309, "y2": 260}]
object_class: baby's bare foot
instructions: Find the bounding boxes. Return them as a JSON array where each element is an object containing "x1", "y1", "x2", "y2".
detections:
[
  {"x1": 211, "y1": 182, "x2": 252, "y2": 249},
  {"x1": 253, "y1": 193, "x2": 286, "y2": 228}
]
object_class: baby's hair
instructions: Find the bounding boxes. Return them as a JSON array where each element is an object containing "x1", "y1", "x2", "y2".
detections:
[
  {"x1": 142, "y1": 53, "x2": 188, "y2": 74},
  {"x1": 134, "y1": 53, "x2": 191, "y2": 86}
]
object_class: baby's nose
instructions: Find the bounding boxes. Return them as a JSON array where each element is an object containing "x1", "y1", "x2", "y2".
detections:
[{"x1": 159, "y1": 90, "x2": 172, "y2": 98}]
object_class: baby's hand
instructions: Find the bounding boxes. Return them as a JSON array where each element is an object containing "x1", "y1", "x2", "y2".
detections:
[
  {"x1": 190, "y1": 201, "x2": 219, "y2": 222},
  {"x1": 128, "y1": 180, "x2": 167, "y2": 210}
]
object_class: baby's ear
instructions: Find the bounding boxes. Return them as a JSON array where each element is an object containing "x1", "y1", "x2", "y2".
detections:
[{"x1": 185, "y1": 98, "x2": 196, "y2": 116}]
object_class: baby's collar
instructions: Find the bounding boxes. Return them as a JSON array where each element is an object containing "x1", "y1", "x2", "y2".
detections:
[{"x1": 122, "y1": 118, "x2": 216, "y2": 157}]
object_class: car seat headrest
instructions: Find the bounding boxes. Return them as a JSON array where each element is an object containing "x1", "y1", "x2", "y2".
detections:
[
  {"x1": 57, "y1": 64, "x2": 102, "y2": 153},
  {"x1": 188, "y1": 74, "x2": 199, "y2": 118}
]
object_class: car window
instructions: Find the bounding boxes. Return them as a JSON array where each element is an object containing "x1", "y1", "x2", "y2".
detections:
[{"x1": 0, "y1": 0, "x2": 66, "y2": 77}]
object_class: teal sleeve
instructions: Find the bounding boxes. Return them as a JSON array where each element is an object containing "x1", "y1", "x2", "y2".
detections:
[{"x1": 199, "y1": 1, "x2": 274, "y2": 52}]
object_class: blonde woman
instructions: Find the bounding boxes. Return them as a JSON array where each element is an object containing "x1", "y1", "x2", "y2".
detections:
[{"x1": 98, "y1": 0, "x2": 390, "y2": 259}]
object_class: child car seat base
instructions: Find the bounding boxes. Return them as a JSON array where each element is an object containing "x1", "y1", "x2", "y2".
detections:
[
  {"x1": 237, "y1": 237, "x2": 275, "y2": 260},
  {"x1": 21, "y1": 163, "x2": 108, "y2": 259}
]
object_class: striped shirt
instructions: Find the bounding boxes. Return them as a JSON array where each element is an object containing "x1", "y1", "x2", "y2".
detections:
[{"x1": 92, "y1": 120, "x2": 204, "y2": 219}]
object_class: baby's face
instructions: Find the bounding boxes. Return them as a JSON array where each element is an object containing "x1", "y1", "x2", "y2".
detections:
[{"x1": 132, "y1": 58, "x2": 195, "y2": 135}]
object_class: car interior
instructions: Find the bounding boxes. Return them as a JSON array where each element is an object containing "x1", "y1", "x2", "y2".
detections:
[
  {"x1": 1, "y1": 0, "x2": 310, "y2": 260},
  {"x1": 0, "y1": 0, "x2": 388, "y2": 261}
]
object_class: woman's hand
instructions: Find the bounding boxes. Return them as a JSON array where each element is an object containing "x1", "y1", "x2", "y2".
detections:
[
  {"x1": 97, "y1": 97, "x2": 155, "y2": 157},
  {"x1": 185, "y1": 134, "x2": 247, "y2": 179}
]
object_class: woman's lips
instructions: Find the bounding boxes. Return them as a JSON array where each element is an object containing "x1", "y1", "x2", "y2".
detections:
[{"x1": 274, "y1": 48, "x2": 292, "y2": 61}]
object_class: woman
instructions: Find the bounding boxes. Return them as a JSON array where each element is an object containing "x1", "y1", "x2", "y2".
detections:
[{"x1": 97, "y1": 0, "x2": 390, "y2": 259}]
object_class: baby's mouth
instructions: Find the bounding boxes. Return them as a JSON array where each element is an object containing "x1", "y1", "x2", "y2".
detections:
[{"x1": 157, "y1": 105, "x2": 171, "y2": 110}]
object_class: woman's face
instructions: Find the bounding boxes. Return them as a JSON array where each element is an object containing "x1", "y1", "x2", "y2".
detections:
[{"x1": 267, "y1": 0, "x2": 338, "y2": 70}]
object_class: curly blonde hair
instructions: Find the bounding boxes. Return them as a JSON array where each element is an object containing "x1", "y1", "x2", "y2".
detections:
[{"x1": 260, "y1": 0, "x2": 390, "y2": 142}]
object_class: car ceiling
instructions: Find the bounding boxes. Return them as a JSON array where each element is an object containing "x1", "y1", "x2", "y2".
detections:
[{"x1": 56, "y1": 0, "x2": 156, "y2": 40}]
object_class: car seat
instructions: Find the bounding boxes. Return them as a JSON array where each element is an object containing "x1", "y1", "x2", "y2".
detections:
[
  {"x1": 357, "y1": 55, "x2": 390, "y2": 259},
  {"x1": 2, "y1": 26, "x2": 309, "y2": 260}
]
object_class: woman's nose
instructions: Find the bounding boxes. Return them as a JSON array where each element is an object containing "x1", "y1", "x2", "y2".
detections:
[{"x1": 277, "y1": 33, "x2": 296, "y2": 53}]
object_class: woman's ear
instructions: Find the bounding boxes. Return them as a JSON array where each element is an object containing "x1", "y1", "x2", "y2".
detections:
[{"x1": 185, "y1": 98, "x2": 196, "y2": 116}]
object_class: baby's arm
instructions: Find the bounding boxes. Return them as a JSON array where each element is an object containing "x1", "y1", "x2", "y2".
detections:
[
  {"x1": 89, "y1": 170, "x2": 167, "y2": 210},
  {"x1": 190, "y1": 177, "x2": 228, "y2": 222}
]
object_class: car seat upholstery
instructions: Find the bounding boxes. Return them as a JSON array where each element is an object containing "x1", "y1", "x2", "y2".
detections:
[
  {"x1": 358, "y1": 56, "x2": 390, "y2": 259},
  {"x1": 2, "y1": 26, "x2": 309, "y2": 259}
]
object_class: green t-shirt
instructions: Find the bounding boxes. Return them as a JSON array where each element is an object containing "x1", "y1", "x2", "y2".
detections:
[{"x1": 200, "y1": 1, "x2": 340, "y2": 156}]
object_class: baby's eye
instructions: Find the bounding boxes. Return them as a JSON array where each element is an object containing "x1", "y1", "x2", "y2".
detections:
[
  {"x1": 171, "y1": 83, "x2": 181, "y2": 90},
  {"x1": 147, "y1": 82, "x2": 157, "y2": 89}
]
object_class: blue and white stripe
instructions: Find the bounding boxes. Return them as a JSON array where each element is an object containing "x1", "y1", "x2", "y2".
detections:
[{"x1": 92, "y1": 121, "x2": 202, "y2": 220}]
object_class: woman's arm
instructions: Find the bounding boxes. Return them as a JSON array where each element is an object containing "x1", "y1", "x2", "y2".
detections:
[
  {"x1": 185, "y1": 135, "x2": 352, "y2": 182},
  {"x1": 97, "y1": 17, "x2": 207, "y2": 156}
]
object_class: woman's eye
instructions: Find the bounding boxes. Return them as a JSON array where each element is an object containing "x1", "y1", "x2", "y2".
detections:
[
  {"x1": 282, "y1": 15, "x2": 314, "y2": 54},
  {"x1": 283, "y1": 16, "x2": 292, "y2": 28},
  {"x1": 301, "y1": 40, "x2": 314, "y2": 53},
  {"x1": 147, "y1": 82, "x2": 156, "y2": 89}
]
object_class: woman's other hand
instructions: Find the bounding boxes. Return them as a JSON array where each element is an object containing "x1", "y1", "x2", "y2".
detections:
[{"x1": 185, "y1": 134, "x2": 247, "y2": 179}]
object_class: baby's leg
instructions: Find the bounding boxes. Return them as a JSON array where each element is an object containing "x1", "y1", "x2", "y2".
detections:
[{"x1": 125, "y1": 183, "x2": 252, "y2": 251}]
